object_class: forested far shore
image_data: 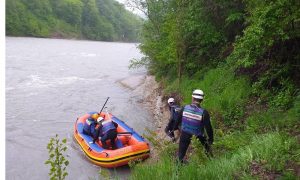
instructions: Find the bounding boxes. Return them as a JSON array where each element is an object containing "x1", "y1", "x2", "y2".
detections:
[{"x1": 6, "y1": 0, "x2": 143, "y2": 42}]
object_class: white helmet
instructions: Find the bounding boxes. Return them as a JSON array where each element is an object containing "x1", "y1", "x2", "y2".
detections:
[
  {"x1": 192, "y1": 89, "x2": 204, "y2": 99},
  {"x1": 97, "y1": 117, "x2": 104, "y2": 123},
  {"x1": 167, "y1": 98, "x2": 175, "y2": 104}
]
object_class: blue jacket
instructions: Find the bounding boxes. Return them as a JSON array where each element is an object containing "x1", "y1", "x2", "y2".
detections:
[
  {"x1": 83, "y1": 117, "x2": 98, "y2": 138},
  {"x1": 181, "y1": 104, "x2": 204, "y2": 136},
  {"x1": 99, "y1": 120, "x2": 118, "y2": 137},
  {"x1": 180, "y1": 103, "x2": 214, "y2": 143},
  {"x1": 169, "y1": 105, "x2": 181, "y2": 123}
]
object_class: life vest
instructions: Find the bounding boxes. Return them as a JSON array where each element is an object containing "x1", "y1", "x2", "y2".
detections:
[
  {"x1": 83, "y1": 118, "x2": 96, "y2": 134},
  {"x1": 100, "y1": 120, "x2": 116, "y2": 136},
  {"x1": 181, "y1": 104, "x2": 204, "y2": 136}
]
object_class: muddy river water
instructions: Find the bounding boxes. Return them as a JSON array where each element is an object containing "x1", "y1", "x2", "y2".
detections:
[{"x1": 6, "y1": 37, "x2": 155, "y2": 179}]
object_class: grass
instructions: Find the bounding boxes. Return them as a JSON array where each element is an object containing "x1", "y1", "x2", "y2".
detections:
[
  {"x1": 163, "y1": 65, "x2": 251, "y2": 130},
  {"x1": 129, "y1": 133, "x2": 298, "y2": 180},
  {"x1": 129, "y1": 63, "x2": 300, "y2": 179},
  {"x1": 246, "y1": 95, "x2": 300, "y2": 134}
]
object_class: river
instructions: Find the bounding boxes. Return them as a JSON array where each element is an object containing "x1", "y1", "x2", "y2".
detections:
[{"x1": 5, "y1": 37, "x2": 154, "y2": 180}]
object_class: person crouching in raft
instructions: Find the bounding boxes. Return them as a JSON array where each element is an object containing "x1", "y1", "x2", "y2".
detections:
[
  {"x1": 83, "y1": 113, "x2": 100, "y2": 144},
  {"x1": 98, "y1": 117, "x2": 118, "y2": 150}
]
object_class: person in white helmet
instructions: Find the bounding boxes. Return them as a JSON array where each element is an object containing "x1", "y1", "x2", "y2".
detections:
[
  {"x1": 164, "y1": 97, "x2": 182, "y2": 142},
  {"x1": 178, "y1": 89, "x2": 214, "y2": 163},
  {"x1": 97, "y1": 116, "x2": 119, "y2": 149}
]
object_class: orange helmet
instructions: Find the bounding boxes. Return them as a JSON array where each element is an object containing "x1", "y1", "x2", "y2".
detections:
[{"x1": 91, "y1": 113, "x2": 99, "y2": 120}]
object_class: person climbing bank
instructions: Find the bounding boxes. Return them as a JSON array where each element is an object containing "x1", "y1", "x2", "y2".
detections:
[
  {"x1": 98, "y1": 117, "x2": 118, "y2": 149},
  {"x1": 178, "y1": 89, "x2": 214, "y2": 163},
  {"x1": 83, "y1": 113, "x2": 100, "y2": 144},
  {"x1": 164, "y1": 97, "x2": 182, "y2": 141}
]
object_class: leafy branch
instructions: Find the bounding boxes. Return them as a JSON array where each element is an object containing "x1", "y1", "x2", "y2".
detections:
[{"x1": 45, "y1": 134, "x2": 69, "y2": 180}]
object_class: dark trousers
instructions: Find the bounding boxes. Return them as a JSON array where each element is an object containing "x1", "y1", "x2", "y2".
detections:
[
  {"x1": 101, "y1": 129, "x2": 117, "y2": 149},
  {"x1": 165, "y1": 120, "x2": 175, "y2": 137},
  {"x1": 165, "y1": 120, "x2": 179, "y2": 137},
  {"x1": 178, "y1": 131, "x2": 210, "y2": 162}
]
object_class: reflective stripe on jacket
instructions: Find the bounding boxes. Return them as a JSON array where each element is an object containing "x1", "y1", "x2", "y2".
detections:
[
  {"x1": 83, "y1": 118, "x2": 97, "y2": 135},
  {"x1": 100, "y1": 120, "x2": 116, "y2": 136},
  {"x1": 181, "y1": 104, "x2": 204, "y2": 136}
]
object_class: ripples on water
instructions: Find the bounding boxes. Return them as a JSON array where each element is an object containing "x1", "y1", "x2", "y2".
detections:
[
  {"x1": 7, "y1": 74, "x2": 103, "y2": 91},
  {"x1": 6, "y1": 37, "x2": 153, "y2": 180}
]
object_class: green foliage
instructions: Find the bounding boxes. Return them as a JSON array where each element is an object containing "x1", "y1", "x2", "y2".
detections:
[
  {"x1": 142, "y1": 128, "x2": 177, "y2": 155},
  {"x1": 189, "y1": 135, "x2": 209, "y2": 163},
  {"x1": 213, "y1": 131, "x2": 252, "y2": 155},
  {"x1": 163, "y1": 65, "x2": 251, "y2": 130},
  {"x1": 128, "y1": 57, "x2": 150, "y2": 69},
  {"x1": 223, "y1": 104, "x2": 245, "y2": 127},
  {"x1": 6, "y1": 0, "x2": 142, "y2": 42},
  {"x1": 98, "y1": 168, "x2": 110, "y2": 180},
  {"x1": 55, "y1": 0, "x2": 83, "y2": 26},
  {"x1": 247, "y1": 95, "x2": 300, "y2": 133},
  {"x1": 130, "y1": 133, "x2": 297, "y2": 179},
  {"x1": 45, "y1": 134, "x2": 69, "y2": 180},
  {"x1": 269, "y1": 86, "x2": 294, "y2": 110},
  {"x1": 251, "y1": 64, "x2": 297, "y2": 110},
  {"x1": 130, "y1": 155, "x2": 179, "y2": 180},
  {"x1": 230, "y1": 0, "x2": 299, "y2": 67},
  {"x1": 130, "y1": 0, "x2": 299, "y2": 178},
  {"x1": 133, "y1": 0, "x2": 246, "y2": 79},
  {"x1": 6, "y1": 0, "x2": 50, "y2": 37}
]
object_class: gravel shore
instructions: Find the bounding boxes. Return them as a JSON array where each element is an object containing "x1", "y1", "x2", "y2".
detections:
[
  {"x1": 119, "y1": 74, "x2": 179, "y2": 161},
  {"x1": 133, "y1": 75, "x2": 169, "y2": 134}
]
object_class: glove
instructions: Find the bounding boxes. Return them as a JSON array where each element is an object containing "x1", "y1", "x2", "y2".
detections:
[{"x1": 171, "y1": 137, "x2": 176, "y2": 143}]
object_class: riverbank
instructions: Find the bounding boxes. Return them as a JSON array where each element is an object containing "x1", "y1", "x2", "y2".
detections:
[
  {"x1": 133, "y1": 75, "x2": 168, "y2": 132},
  {"x1": 119, "y1": 74, "x2": 169, "y2": 133},
  {"x1": 128, "y1": 70, "x2": 300, "y2": 179},
  {"x1": 119, "y1": 74, "x2": 175, "y2": 160},
  {"x1": 134, "y1": 75, "x2": 171, "y2": 161}
]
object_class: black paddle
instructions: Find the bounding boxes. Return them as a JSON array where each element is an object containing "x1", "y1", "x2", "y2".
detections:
[
  {"x1": 99, "y1": 97, "x2": 110, "y2": 115},
  {"x1": 95, "y1": 97, "x2": 110, "y2": 127},
  {"x1": 98, "y1": 97, "x2": 132, "y2": 136}
]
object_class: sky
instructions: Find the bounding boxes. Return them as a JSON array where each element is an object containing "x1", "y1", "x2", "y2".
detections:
[{"x1": 115, "y1": 0, "x2": 146, "y2": 19}]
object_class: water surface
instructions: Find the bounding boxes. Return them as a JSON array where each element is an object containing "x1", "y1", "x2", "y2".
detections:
[{"x1": 6, "y1": 37, "x2": 153, "y2": 180}]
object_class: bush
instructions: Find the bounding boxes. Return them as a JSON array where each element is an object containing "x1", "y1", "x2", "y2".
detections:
[
  {"x1": 130, "y1": 133, "x2": 296, "y2": 179},
  {"x1": 247, "y1": 95, "x2": 300, "y2": 133},
  {"x1": 45, "y1": 134, "x2": 69, "y2": 180}
]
